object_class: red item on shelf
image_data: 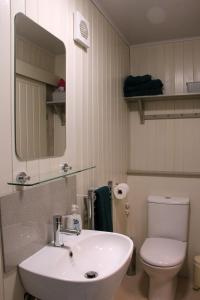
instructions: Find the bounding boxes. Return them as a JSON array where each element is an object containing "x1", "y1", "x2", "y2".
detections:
[{"x1": 57, "y1": 78, "x2": 65, "y2": 90}]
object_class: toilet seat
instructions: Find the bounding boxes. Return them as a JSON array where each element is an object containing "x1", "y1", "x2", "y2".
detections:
[{"x1": 140, "y1": 238, "x2": 186, "y2": 267}]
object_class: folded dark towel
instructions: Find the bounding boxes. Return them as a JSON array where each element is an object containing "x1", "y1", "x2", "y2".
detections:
[
  {"x1": 124, "y1": 88, "x2": 163, "y2": 97},
  {"x1": 124, "y1": 75, "x2": 152, "y2": 87},
  {"x1": 94, "y1": 186, "x2": 113, "y2": 232},
  {"x1": 124, "y1": 79, "x2": 163, "y2": 93}
]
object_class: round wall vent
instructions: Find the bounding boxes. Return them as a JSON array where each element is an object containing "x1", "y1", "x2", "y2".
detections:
[
  {"x1": 74, "y1": 11, "x2": 90, "y2": 49},
  {"x1": 80, "y1": 20, "x2": 88, "y2": 40}
]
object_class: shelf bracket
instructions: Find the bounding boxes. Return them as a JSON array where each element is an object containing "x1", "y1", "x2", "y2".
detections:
[
  {"x1": 53, "y1": 105, "x2": 65, "y2": 126},
  {"x1": 16, "y1": 172, "x2": 31, "y2": 184},
  {"x1": 47, "y1": 104, "x2": 65, "y2": 126},
  {"x1": 137, "y1": 99, "x2": 144, "y2": 124},
  {"x1": 125, "y1": 93, "x2": 200, "y2": 124}
]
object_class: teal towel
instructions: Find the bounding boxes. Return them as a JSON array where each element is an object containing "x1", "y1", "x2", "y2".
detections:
[{"x1": 94, "y1": 186, "x2": 113, "y2": 232}]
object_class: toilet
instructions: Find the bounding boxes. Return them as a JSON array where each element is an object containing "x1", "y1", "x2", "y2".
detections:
[{"x1": 140, "y1": 195, "x2": 189, "y2": 300}]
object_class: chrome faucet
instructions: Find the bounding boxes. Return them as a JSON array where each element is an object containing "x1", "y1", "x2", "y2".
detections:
[
  {"x1": 53, "y1": 215, "x2": 81, "y2": 247},
  {"x1": 53, "y1": 215, "x2": 63, "y2": 247}
]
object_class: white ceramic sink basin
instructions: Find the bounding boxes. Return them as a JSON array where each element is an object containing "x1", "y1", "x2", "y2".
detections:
[{"x1": 19, "y1": 230, "x2": 133, "y2": 300}]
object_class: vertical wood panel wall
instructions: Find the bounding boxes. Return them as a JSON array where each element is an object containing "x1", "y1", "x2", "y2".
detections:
[
  {"x1": 130, "y1": 39, "x2": 200, "y2": 173},
  {"x1": 1, "y1": 1, "x2": 130, "y2": 299},
  {"x1": 10, "y1": 0, "x2": 129, "y2": 193},
  {"x1": 16, "y1": 76, "x2": 47, "y2": 160},
  {"x1": 129, "y1": 40, "x2": 200, "y2": 281},
  {"x1": 16, "y1": 35, "x2": 55, "y2": 73},
  {"x1": 0, "y1": 1, "x2": 12, "y2": 299}
]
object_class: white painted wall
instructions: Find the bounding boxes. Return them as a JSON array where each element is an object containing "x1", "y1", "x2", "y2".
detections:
[
  {"x1": 0, "y1": 0, "x2": 130, "y2": 299},
  {"x1": 128, "y1": 39, "x2": 200, "y2": 279}
]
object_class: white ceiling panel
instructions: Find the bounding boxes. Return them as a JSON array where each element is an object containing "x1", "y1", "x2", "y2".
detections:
[{"x1": 91, "y1": 0, "x2": 200, "y2": 45}]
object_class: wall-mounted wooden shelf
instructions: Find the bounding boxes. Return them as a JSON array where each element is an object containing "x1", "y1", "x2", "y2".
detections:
[{"x1": 125, "y1": 93, "x2": 200, "y2": 124}]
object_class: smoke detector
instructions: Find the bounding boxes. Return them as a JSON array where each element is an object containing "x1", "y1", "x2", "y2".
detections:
[{"x1": 74, "y1": 11, "x2": 90, "y2": 49}]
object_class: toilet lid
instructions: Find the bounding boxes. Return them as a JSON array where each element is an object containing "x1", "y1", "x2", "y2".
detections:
[{"x1": 140, "y1": 238, "x2": 186, "y2": 267}]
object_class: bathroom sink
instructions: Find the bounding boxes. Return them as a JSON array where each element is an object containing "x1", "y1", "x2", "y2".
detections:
[{"x1": 19, "y1": 230, "x2": 133, "y2": 300}]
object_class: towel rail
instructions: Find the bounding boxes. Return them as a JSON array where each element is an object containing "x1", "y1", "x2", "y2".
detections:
[{"x1": 84, "y1": 181, "x2": 113, "y2": 230}]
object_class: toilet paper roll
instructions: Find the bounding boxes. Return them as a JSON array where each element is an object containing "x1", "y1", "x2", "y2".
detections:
[{"x1": 113, "y1": 183, "x2": 129, "y2": 200}]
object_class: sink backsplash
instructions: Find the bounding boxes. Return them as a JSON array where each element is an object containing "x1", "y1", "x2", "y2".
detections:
[{"x1": 0, "y1": 176, "x2": 76, "y2": 272}]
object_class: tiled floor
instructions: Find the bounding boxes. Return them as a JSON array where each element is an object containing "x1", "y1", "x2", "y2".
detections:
[{"x1": 115, "y1": 273, "x2": 200, "y2": 300}]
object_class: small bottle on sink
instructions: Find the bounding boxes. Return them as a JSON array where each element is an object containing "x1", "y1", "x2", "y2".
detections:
[{"x1": 67, "y1": 204, "x2": 82, "y2": 232}]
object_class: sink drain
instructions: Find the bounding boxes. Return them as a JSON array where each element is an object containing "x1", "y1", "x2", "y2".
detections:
[{"x1": 84, "y1": 271, "x2": 98, "y2": 279}]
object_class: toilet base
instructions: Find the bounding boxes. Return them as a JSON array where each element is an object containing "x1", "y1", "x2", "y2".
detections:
[
  {"x1": 141, "y1": 259, "x2": 182, "y2": 300},
  {"x1": 149, "y1": 276, "x2": 177, "y2": 300}
]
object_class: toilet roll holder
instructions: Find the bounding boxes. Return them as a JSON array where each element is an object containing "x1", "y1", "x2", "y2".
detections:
[{"x1": 84, "y1": 181, "x2": 130, "y2": 229}]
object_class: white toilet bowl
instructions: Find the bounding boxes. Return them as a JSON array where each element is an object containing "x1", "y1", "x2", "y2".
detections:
[
  {"x1": 140, "y1": 237, "x2": 187, "y2": 300},
  {"x1": 141, "y1": 259, "x2": 182, "y2": 300}
]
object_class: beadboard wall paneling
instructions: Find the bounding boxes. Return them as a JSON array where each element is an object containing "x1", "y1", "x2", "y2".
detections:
[
  {"x1": 130, "y1": 39, "x2": 200, "y2": 95},
  {"x1": 16, "y1": 76, "x2": 47, "y2": 160},
  {"x1": 1, "y1": 1, "x2": 129, "y2": 299},
  {"x1": 0, "y1": 2, "x2": 12, "y2": 299},
  {"x1": 16, "y1": 34, "x2": 66, "y2": 160},
  {"x1": 130, "y1": 39, "x2": 200, "y2": 173},
  {"x1": 28, "y1": 0, "x2": 129, "y2": 213},
  {"x1": 128, "y1": 39, "x2": 200, "y2": 282},
  {"x1": 9, "y1": 0, "x2": 130, "y2": 198},
  {"x1": 16, "y1": 35, "x2": 55, "y2": 73},
  {"x1": 16, "y1": 35, "x2": 62, "y2": 86}
]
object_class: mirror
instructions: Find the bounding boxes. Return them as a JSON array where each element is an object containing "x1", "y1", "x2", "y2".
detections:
[{"x1": 14, "y1": 13, "x2": 66, "y2": 160}]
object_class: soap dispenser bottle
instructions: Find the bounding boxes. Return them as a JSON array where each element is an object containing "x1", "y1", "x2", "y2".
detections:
[{"x1": 67, "y1": 204, "x2": 82, "y2": 231}]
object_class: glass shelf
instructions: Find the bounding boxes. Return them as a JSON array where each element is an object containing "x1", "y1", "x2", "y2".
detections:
[
  {"x1": 7, "y1": 166, "x2": 96, "y2": 187},
  {"x1": 46, "y1": 101, "x2": 65, "y2": 104}
]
